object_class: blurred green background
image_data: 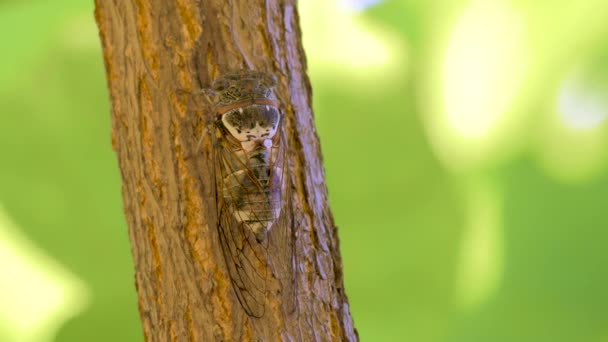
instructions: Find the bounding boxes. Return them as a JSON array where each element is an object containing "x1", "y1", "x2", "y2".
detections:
[{"x1": 1, "y1": 0, "x2": 607, "y2": 341}]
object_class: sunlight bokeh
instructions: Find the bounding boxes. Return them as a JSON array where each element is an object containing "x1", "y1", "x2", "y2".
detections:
[
  {"x1": 443, "y1": 2, "x2": 525, "y2": 139},
  {"x1": 425, "y1": 0, "x2": 529, "y2": 173},
  {"x1": 0, "y1": 206, "x2": 88, "y2": 342},
  {"x1": 535, "y1": 66, "x2": 608, "y2": 183},
  {"x1": 300, "y1": 0, "x2": 406, "y2": 83}
]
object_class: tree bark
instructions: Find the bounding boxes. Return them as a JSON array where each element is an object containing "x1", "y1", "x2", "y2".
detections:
[{"x1": 94, "y1": 1, "x2": 357, "y2": 341}]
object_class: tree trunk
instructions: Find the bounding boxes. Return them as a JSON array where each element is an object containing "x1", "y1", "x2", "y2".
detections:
[{"x1": 94, "y1": 1, "x2": 357, "y2": 341}]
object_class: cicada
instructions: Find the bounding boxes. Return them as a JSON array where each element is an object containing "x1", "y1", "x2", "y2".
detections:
[{"x1": 207, "y1": 70, "x2": 296, "y2": 317}]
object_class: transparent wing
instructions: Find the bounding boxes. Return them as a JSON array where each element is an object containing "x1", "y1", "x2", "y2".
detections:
[
  {"x1": 213, "y1": 125, "x2": 295, "y2": 317},
  {"x1": 215, "y1": 135, "x2": 268, "y2": 317},
  {"x1": 267, "y1": 129, "x2": 297, "y2": 316}
]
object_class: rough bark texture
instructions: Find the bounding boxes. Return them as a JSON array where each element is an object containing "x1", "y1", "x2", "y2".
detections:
[{"x1": 94, "y1": 1, "x2": 357, "y2": 341}]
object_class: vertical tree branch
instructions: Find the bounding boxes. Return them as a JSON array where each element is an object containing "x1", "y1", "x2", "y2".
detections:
[{"x1": 95, "y1": 0, "x2": 357, "y2": 340}]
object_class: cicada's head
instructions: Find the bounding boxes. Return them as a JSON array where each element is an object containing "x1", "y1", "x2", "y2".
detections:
[
  {"x1": 213, "y1": 70, "x2": 281, "y2": 151},
  {"x1": 212, "y1": 70, "x2": 277, "y2": 107}
]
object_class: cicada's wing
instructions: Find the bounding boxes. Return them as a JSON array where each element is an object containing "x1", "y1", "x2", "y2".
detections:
[
  {"x1": 266, "y1": 128, "x2": 298, "y2": 315},
  {"x1": 213, "y1": 123, "x2": 296, "y2": 318},
  {"x1": 214, "y1": 132, "x2": 269, "y2": 318}
]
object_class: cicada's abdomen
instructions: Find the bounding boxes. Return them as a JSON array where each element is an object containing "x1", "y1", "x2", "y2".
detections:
[{"x1": 219, "y1": 103, "x2": 282, "y2": 241}]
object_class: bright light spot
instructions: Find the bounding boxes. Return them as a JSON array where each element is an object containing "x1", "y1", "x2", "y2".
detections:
[
  {"x1": 300, "y1": 0, "x2": 405, "y2": 79},
  {"x1": 443, "y1": 2, "x2": 525, "y2": 138},
  {"x1": 423, "y1": 2, "x2": 528, "y2": 172},
  {"x1": 340, "y1": 0, "x2": 383, "y2": 12},
  {"x1": 536, "y1": 72, "x2": 608, "y2": 184},
  {"x1": 558, "y1": 78, "x2": 608, "y2": 130},
  {"x1": 455, "y1": 178, "x2": 503, "y2": 311},
  {"x1": 0, "y1": 205, "x2": 89, "y2": 342}
]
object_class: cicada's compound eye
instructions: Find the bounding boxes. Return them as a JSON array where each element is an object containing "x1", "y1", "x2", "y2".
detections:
[
  {"x1": 212, "y1": 78, "x2": 230, "y2": 92},
  {"x1": 260, "y1": 74, "x2": 277, "y2": 88}
]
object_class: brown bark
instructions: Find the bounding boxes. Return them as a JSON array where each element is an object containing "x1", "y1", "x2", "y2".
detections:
[{"x1": 94, "y1": 0, "x2": 357, "y2": 341}]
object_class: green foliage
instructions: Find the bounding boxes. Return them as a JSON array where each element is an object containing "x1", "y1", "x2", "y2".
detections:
[{"x1": 0, "y1": 1, "x2": 607, "y2": 341}]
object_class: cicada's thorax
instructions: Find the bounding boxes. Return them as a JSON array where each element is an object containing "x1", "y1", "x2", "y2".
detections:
[{"x1": 218, "y1": 103, "x2": 282, "y2": 241}]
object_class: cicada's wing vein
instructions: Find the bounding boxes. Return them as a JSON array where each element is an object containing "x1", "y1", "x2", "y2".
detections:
[
  {"x1": 214, "y1": 135, "x2": 270, "y2": 318},
  {"x1": 268, "y1": 129, "x2": 298, "y2": 315},
  {"x1": 213, "y1": 119, "x2": 296, "y2": 318}
]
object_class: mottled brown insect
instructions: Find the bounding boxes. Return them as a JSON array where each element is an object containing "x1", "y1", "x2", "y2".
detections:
[{"x1": 209, "y1": 70, "x2": 295, "y2": 317}]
